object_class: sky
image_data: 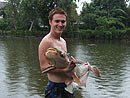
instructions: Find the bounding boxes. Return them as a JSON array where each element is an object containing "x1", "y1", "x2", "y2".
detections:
[
  {"x1": 76, "y1": 0, "x2": 91, "y2": 14},
  {"x1": 0, "y1": 0, "x2": 5, "y2": 2}
]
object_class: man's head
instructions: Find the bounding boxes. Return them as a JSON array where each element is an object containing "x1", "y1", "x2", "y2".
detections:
[
  {"x1": 49, "y1": 8, "x2": 67, "y2": 21},
  {"x1": 49, "y1": 8, "x2": 67, "y2": 34}
]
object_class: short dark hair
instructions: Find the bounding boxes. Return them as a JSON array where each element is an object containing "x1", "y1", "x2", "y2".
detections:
[{"x1": 49, "y1": 8, "x2": 67, "y2": 21}]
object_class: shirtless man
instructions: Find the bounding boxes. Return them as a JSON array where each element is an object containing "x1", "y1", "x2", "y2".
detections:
[{"x1": 39, "y1": 8, "x2": 76, "y2": 98}]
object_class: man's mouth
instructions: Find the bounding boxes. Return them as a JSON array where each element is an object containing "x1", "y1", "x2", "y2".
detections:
[{"x1": 56, "y1": 26, "x2": 64, "y2": 31}]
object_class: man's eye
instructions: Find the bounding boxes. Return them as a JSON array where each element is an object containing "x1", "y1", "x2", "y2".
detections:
[
  {"x1": 61, "y1": 20, "x2": 65, "y2": 23},
  {"x1": 55, "y1": 20, "x2": 66, "y2": 23},
  {"x1": 55, "y1": 20, "x2": 60, "y2": 23}
]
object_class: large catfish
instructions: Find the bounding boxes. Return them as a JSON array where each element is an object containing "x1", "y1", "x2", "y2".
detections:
[{"x1": 43, "y1": 48, "x2": 101, "y2": 93}]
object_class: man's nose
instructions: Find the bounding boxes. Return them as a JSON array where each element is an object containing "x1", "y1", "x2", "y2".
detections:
[{"x1": 58, "y1": 21, "x2": 63, "y2": 26}]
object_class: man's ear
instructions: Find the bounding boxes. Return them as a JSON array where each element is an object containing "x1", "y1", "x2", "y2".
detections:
[{"x1": 49, "y1": 20, "x2": 52, "y2": 25}]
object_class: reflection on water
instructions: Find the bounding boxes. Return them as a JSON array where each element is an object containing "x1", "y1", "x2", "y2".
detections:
[
  {"x1": 0, "y1": 37, "x2": 130, "y2": 98},
  {"x1": 0, "y1": 37, "x2": 46, "y2": 98}
]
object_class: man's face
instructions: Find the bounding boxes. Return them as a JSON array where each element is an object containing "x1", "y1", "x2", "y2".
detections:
[{"x1": 49, "y1": 14, "x2": 66, "y2": 34}]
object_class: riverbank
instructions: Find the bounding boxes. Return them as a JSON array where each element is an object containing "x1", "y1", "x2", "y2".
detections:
[
  {"x1": 0, "y1": 30, "x2": 47, "y2": 37},
  {"x1": 0, "y1": 30, "x2": 130, "y2": 40}
]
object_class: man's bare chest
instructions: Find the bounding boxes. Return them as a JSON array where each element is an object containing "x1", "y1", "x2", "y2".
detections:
[{"x1": 52, "y1": 41, "x2": 66, "y2": 51}]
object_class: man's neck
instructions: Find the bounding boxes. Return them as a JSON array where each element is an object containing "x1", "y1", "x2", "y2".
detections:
[{"x1": 49, "y1": 31, "x2": 61, "y2": 40}]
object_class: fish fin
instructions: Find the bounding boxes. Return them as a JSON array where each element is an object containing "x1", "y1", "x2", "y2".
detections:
[
  {"x1": 91, "y1": 66, "x2": 101, "y2": 77},
  {"x1": 72, "y1": 72, "x2": 82, "y2": 85},
  {"x1": 80, "y1": 71, "x2": 90, "y2": 87},
  {"x1": 42, "y1": 66, "x2": 55, "y2": 73}
]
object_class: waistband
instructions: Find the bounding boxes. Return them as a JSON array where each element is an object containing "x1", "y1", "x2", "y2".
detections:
[
  {"x1": 48, "y1": 80, "x2": 66, "y2": 98},
  {"x1": 48, "y1": 80, "x2": 66, "y2": 88}
]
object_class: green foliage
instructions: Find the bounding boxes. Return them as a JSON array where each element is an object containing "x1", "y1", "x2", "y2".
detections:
[
  {"x1": 0, "y1": 18, "x2": 8, "y2": 30},
  {"x1": 81, "y1": 13, "x2": 97, "y2": 29},
  {"x1": 37, "y1": 0, "x2": 57, "y2": 27},
  {"x1": 79, "y1": 0, "x2": 130, "y2": 39},
  {"x1": 0, "y1": 0, "x2": 78, "y2": 32},
  {"x1": 1, "y1": 0, "x2": 130, "y2": 40}
]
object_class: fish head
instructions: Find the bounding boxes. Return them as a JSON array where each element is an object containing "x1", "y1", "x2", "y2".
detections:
[{"x1": 45, "y1": 48, "x2": 70, "y2": 67}]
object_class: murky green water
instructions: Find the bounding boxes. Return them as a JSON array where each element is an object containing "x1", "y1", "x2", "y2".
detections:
[{"x1": 0, "y1": 37, "x2": 130, "y2": 98}]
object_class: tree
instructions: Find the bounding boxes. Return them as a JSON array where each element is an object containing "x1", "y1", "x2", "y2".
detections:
[
  {"x1": 80, "y1": 0, "x2": 129, "y2": 39},
  {"x1": 3, "y1": 0, "x2": 57, "y2": 31},
  {"x1": 37, "y1": 0, "x2": 57, "y2": 26},
  {"x1": 1, "y1": 0, "x2": 80, "y2": 33},
  {"x1": 20, "y1": 0, "x2": 39, "y2": 31},
  {"x1": 4, "y1": 0, "x2": 22, "y2": 30}
]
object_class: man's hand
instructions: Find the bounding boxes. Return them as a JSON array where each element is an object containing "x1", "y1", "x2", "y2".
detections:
[{"x1": 64, "y1": 56, "x2": 76, "y2": 72}]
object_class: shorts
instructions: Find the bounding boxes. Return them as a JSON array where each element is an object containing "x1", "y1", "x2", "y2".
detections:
[{"x1": 45, "y1": 80, "x2": 75, "y2": 98}]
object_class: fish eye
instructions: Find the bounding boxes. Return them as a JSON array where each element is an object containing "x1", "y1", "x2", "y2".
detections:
[{"x1": 60, "y1": 53, "x2": 64, "y2": 58}]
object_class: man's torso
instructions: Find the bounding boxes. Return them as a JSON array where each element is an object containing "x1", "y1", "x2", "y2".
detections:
[{"x1": 44, "y1": 35, "x2": 72, "y2": 83}]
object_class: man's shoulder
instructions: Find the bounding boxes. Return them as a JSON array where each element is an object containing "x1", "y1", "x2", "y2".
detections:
[
  {"x1": 39, "y1": 35, "x2": 51, "y2": 48},
  {"x1": 41, "y1": 34, "x2": 51, "y2": 43},
  {"x1": 60, "y1": 37, "x2": 66, "y2": 43}
]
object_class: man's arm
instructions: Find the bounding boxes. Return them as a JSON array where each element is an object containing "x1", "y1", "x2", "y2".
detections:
[
  {"x1": 45, "y1": 56, "x2": 76, "y2": 73},
  {"x1": 39, "y1": 38, "x2": 51, "y2": 71}
]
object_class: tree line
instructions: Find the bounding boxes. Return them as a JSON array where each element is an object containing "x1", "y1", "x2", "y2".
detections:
[{"x1": 0, "y1": 0, "x2": 130, "y2": 39}]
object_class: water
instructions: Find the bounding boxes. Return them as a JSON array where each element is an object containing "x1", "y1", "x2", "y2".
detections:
[{"x1": 0, "y1": 37, "x2": 130, "y2": 98}]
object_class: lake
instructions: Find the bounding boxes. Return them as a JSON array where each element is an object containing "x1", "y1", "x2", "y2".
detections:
[{"x1": 0, "y1": 37, "x2": 130, "y2": 98}]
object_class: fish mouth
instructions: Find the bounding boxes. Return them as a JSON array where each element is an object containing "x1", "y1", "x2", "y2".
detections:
[
  {"x1": 45, "y1": 48, "x2": 66, "y2": 58},
  {"x1": 45, "y1": 48, "x2": 57, "y2": 53},
  {"x1": 45, "y1": 48, "x2": 59, "y2": 56}
]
